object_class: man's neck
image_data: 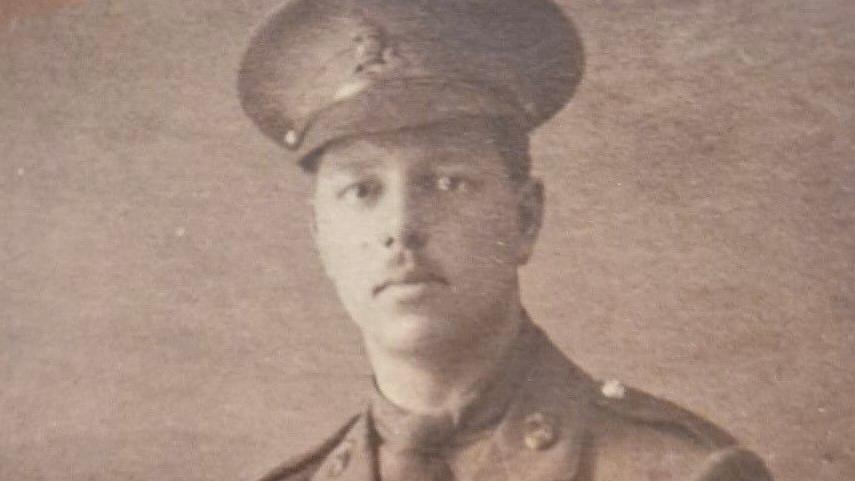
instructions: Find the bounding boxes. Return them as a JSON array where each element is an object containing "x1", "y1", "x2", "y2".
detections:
[{"x1": 365, "y1": 305, "x2": 525, "y2": 417}]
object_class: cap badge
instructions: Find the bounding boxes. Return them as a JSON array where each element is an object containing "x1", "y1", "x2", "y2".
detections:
[
  {"x1": 353, "y1": 27, "x2": 385, "y2": 72},
  {"x1": 352, "y1": 23, "x2": 404, "y2": 75},
  {"x1": 334, "y1": 24, "x2": 405, "y2": 102}
]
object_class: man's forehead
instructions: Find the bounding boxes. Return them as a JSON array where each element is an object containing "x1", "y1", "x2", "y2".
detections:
[{"x1": 316, "y1": 122, "x2": 507, "y2": 173}]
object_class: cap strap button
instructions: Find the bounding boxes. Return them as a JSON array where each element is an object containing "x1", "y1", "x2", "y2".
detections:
[{"x1": 283, "y1": 129, "x2": 299, "y2": 147}]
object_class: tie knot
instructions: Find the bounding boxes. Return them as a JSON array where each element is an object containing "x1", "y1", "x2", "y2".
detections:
[
  {"x1": 371, "y1": 410, "x2": 458, "y2": 481},
  {"x1": 374, "y1": 409, "x2": 455, "y2": 453}
]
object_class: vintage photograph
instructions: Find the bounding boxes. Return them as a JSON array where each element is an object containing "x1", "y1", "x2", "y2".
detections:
[{"x1": 2, "y1": 1, "x2": 853, "y2": 480}]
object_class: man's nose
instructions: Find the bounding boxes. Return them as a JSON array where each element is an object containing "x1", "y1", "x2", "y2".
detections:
[{"x1": 381, "y1": 180, "x2": 429, "y2": 251}]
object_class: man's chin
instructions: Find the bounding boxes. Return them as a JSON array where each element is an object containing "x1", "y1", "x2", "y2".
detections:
[{"x1": 366, "y1": 313, "x2": 475, "y2": 358}]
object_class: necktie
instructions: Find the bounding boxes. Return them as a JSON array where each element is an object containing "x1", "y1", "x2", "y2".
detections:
[{"x1": 373, "y1": 411, "x2": 456, "y2": 481}]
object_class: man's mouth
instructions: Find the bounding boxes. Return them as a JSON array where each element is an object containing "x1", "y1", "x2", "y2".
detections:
[{"x1": 372, "y1": 271, "x2": 448, "y2": 296}]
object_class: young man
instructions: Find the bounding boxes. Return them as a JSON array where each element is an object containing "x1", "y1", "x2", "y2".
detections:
[{"x1": 237, "y1": 0, "x2": 774, "y2": 480}]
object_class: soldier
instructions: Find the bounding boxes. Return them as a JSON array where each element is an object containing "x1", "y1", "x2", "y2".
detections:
[{"x1": 237, "y1": 0, "x2": 774, "y2": 480}]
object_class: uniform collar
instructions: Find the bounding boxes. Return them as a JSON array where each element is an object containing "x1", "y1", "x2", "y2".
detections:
[{"x1": 311, "y1": 321, "x2": 596, "y2": 481}]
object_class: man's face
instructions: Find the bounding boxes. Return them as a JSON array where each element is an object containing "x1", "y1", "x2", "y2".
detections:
[{"x1": 311, "y1": 122, "x2": 543, "y2": 357}]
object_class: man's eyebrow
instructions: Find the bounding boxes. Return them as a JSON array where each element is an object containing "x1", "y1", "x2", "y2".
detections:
[
  {"x1": 430, "y1": 152, "x2": 495, "y2": 172},
  {"x1": 321, "y1": 154, "x2": 381, "y2": 175}
]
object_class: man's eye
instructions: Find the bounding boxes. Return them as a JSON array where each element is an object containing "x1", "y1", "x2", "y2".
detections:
[
  {"x1": 435, "y1": 175, "x2": 469, "y2": 193},
  {"x1": 339, "y1": 181, "x2": 381, "y2": 203}
]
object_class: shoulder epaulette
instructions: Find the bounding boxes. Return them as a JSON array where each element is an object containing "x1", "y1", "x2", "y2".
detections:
[
  {"x1": 593, "y1": 379, "x2": 737, "y2": 449},
  {"x1": 256, "y1": 414, "x2": 361, "y2": 481}
]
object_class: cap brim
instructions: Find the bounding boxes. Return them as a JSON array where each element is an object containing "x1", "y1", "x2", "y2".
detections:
[{"x1": 293, "y1": 78, "x2": 528, "y2": 165}]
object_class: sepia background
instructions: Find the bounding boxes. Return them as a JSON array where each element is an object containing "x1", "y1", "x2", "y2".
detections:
[{"x1": 2, "y1": 0, "x2": 853, "y2": 480}]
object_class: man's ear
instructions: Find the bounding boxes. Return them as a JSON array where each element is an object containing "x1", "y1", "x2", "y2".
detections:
[{"x1": 516, "y1": 178, "x2": 544, "y2": 265}]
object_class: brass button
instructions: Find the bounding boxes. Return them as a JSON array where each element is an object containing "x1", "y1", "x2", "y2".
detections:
[{"x1": 523, "y1": 412, "x2": 557, "y2": 451}]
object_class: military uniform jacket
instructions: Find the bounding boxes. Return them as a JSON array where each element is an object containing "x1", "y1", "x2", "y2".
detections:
[{"x1": 256, "y1": 323, "x2": 773, "y2": 481}]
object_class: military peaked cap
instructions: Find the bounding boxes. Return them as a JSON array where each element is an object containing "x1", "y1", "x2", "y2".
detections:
[{"x1": 238, "y1": 0, "x2": 584, "y2": 163}]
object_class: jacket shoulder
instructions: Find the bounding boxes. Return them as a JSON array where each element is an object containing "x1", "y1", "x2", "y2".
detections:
[
  {"x1": 592, "y1": 381, "x2": 737, "y2": 448},
  {"x1": 255, "y1": 415, "x2": 360, "y2": 481},
  {"x1": 587, "y1": 381, "x2": 772, "y2": 481}
]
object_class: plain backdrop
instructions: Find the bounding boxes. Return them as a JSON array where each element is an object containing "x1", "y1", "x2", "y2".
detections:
[{"x1": 1, "y1": 0, "x2": 853, "y2": 480}]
